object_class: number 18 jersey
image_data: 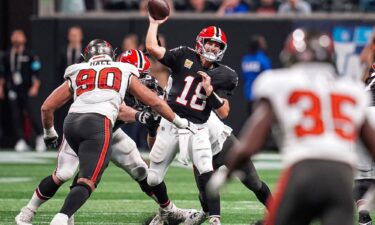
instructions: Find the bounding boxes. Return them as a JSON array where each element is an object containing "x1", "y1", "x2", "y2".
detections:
[
  {"x1": 253, "y1": 63, "x2": 370, "y2": 167},
  {"x1": 64, "y1": 55, "x2": 139, "y2": 125}
]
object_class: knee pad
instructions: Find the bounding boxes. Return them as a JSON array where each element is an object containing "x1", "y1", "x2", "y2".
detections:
[
  {"x1": 55, "y1": 167, "x2": 75, "y2": 182},
  {"x1": 130, "y1": 166, "x2": 148, "y2": 181},
  {"x1": 193, "y1": 148, "x2": 213, "y2": 175},
  {"x1": 147, "y1": 169, "x2": 163, "y2": 187}
]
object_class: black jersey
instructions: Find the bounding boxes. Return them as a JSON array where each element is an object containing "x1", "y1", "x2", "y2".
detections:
[{"x1": 160, "y1": 46, "x2": 238, "y2": 123}]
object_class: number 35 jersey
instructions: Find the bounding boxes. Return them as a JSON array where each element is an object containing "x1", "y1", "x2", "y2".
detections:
[
  {"x1": 160, "y1": 46, "x2": 238, "y2": 124},
  {"x1": 64, "y1": 55, "x2": 139, "y2": 125},
  {"x1": 253, "y1": 63, "x2": 370, "y2": 167}
]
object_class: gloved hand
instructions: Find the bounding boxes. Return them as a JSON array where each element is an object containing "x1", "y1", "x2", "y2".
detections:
[
  {"x1": 206, "y1": 168, "x2": 230, "y2": 199},
  {"x1": 43, "y1": 127, "x2": 59, "y2": 149},
  {"x1": 172, "y1": 114, "x2": 198, "y2": 134},
  {"x1": 136, "y1": 108, "x2": 161, "y2": 137}
]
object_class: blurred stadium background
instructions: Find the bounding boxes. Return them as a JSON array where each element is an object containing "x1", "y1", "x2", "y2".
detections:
[{"x1": 0, "y1": 0, "x2": 375, "y2": 224}]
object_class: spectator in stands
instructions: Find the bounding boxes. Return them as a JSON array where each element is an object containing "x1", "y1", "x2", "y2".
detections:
[
  {"x1": 217, "y1": 0, "x2": 250, "y2": 15},
  {"x1": 55, "y1": 26, "x2": 84, "y2": 144},
  {"x1": 255, "y1": 0, "x2": 279, "y2": 13},
  {"x1": 360, "y1": 32, "x2": 375, "y2": 82},
  {"x1": 58, "y1": 26, "x2": 83, "y2": 82},
  {"x1": 60, "y1": 0, "x2": 86, "y2": 13},
  {"x1": 0, "y1": 50, "x2": 4, "y2": 144},
  {"x1": 183, "y1": 0, "x2": 219, "y2": 12},
  {"x1": 122, "y1": 34, "x2": 139, "y2": 51},
  {"x1": 278, "y1": 0, "x2": 311, "y2": 14},
  {"x1": 241, "y1": 35, "x2": 271, "y2": 114},
  {"x1": 2, "y1": 30, "x2": 45, "y2": 152},
  {"x1": 103, "y1": 0, "x2": 139, "y2": 10}
]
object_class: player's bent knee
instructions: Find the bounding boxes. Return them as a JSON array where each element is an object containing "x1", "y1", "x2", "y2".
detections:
[
  {"x1": 147, "y1": 169, "x2": 162, "y2": 186},
  {"x1": 193, "y1": 148, "x2": 213, "y2": 174},
  {"x1": 130, "y1": 166, "x2": 148, "y2": 181},
  {"x1": 55, "y1": 168, "x2": 75, "y2": 183},
  {"x1": 77, "y1": 178, "x2": 95, "y2": 192}
]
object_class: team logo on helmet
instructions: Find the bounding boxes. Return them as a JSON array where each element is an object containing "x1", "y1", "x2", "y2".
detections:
[
  {"x1": 118, "y1": 49, "x2": 151, "y2": 76},
  {"x1": 195, "y1": 26, "x2": 228, "y2": 62},
  {"x1": 280, "y1": 28, "x2": 335, "y2": 66},
  {"x1": 83, "y1": 39, "x2": 115, "y2": 62}
]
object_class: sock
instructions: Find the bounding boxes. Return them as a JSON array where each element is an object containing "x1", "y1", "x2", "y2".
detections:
[
  {"x1": 197, "y1": 171, "x2": 220, "y2": 216},
  {"x1": 27, "y1": 175, "x2": 61, "y2": 211},
  {"x1": 60, "y1": 184, "x2": 91, "y2": 217},
  {"x1": 138, "y1": 178, "x2": 158, "y2": 203},
  {"x1": 253, "y1": 182, "x2": 272, "y2": 209},
  {"x1": 150, "y1": 181, "x2": 170, "y2": 206}
]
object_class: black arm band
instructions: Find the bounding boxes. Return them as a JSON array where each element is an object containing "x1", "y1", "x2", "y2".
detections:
[{"x1": 208, "y1": 92, "x2": 224, "y2": 109}]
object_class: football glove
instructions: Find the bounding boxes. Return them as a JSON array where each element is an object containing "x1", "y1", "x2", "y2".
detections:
[
  {"x1": 43, "y1": 127, "x2": 59, "y2": 149},
  {"x1": 172, "y1": 115, "x2": 198, "y2": 134}
]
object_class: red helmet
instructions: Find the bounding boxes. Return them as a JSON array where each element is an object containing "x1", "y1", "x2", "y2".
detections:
[
  {"x1": 280, "y1": 28, "x2": 335, "y2": 66},
  {"x1": 195, "y1": 26, "x2": 227, "y2": 62},
  {"x1": 117, "y1": 49, "x2": 151, "y2": 76}
]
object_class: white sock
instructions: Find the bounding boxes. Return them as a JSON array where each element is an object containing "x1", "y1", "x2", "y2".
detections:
[{"x1": 26, "y1": 192, "x2": 46, "y2": 212}]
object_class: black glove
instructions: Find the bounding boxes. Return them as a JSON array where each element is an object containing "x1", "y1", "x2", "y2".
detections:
[
  {"x1": 136, "y1": 108, "x2": 161, "y2": 137},
  {"x1": 43, "y1": 127, "x2": 59, "y2": 149},
  {"x1": 44, "y1": 136, "x2": 59, "y2": 149}
]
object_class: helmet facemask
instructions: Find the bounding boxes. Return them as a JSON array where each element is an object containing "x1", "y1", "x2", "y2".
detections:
[{"x1": 195, "y1": 26, "x2": 228, "y2": 62}]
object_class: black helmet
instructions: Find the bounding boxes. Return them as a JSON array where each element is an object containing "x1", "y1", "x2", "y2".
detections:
[
  {"x1": 83, "y1": 39, "x2": 115, "y2": 61},
  {"x1": 280, "y1": 29, "x2": 335, "y2": 66}
]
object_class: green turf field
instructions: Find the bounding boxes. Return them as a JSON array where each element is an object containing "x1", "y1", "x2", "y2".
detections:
[{"x1": 0, "y1": 151, "x2": 277, "y2": 225}]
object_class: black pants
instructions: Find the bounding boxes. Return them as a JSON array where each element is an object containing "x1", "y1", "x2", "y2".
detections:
[
  {"x1": 64, "y1": 113, "x2": 113, "y2": 186},
  {"x1": 9, "y1": 93, "x2": 42, "y2": 139},
  {"x1": 266, "y1": 159, "x2": 354, "y2": 225}
]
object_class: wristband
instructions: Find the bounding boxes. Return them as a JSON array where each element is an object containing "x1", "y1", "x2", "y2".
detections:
[
  {"x1": 172, "y1": 114, "x2": 184, "y2": 127},
  {"x1": 208, "y1": 92, "x2": 224, "y2": 109},
  {"x1": 44, "y1": 126, "x2": 57, "y2": 138}
]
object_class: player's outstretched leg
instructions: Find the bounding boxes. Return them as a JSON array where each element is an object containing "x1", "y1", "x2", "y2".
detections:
[
  {"x1": 355, "y1": 179, "x2": 375, "y2": 225},
  {"x1": 15, "y1": 174, "x2": 62, "y2": 225}
]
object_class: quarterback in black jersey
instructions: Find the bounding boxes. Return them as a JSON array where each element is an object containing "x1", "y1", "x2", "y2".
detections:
[{"x1": 145, "y1": 15, "x2": 238, "y2": 225}]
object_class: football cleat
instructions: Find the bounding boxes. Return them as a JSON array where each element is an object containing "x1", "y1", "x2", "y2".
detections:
[
  {"x1": 68, "y1": 214, "x2": 74, "y2": 225},
  {"x1": 208, "y1": 217, "x2": 221, "y2": 225},
  {"x1": 359, "y1": 210, "x2": 372, "y2": 225},
  {"x1": 184, "y1": 209, "x2": 207, "y2": 225},
  {"x1": 149, "y1": 213, "x2": 164, "y2": 225},
  {"x1": 15, "y1": 206, "x2": 36, "y2": 225},
  {"x1": 50, "y1": 213, "x2": 69, "y2": 225},
  {"x1": 159, "y1": 202, "x2": 190, "y2": 224}
]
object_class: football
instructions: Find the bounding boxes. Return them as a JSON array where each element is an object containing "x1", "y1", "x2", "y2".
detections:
[{"x1": 148, "y1": 0, "x2": 170, "y2": 20}]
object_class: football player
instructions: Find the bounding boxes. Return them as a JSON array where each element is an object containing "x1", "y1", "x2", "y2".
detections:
[
  {"x1": 146, "y1": 15, "x2": 238, "y2": 225},
  {"x1": 353, "y1": 62, "x2": 375, "y2": 225},
  {"x1": 208, "y1": 29, "x2": 375, "y2": 225},
  {"x1": 17, "y1": 40, "x2": 197, "y2": 225},
  {"x1": 146, "y1": 76, "x2": 272, "y2": 225}
]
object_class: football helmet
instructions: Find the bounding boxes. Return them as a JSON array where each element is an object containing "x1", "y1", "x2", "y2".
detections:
[
  {"x1": 195, "y1": 26, "x2": 227, "y2": 62},
  {"x1": 83, "y1": 39, "x2": 115, "y2": 62},
  {"x1": 280, "y1": 28, "x2": 335, "y2": 66},
  {"x1": 117, "y1": 49, "x2": 151, "y2": 77},
  {"x1": 140, "y1": 74, "x2": 165, "y2": 96}
]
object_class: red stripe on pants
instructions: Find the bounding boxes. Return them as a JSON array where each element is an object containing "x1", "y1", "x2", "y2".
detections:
[
  {"x1": 265, "y1": 167, "x2": 292, "y2": 225},
  {"x1": 91, "y1": 118, "x2": 110, "y2": 183}
]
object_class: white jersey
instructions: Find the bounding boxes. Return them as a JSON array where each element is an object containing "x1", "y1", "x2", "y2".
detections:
[
  {"x1": 64, "y1": 55, "x2": 139, "y2": 125},
  {"x1": 253, "y1": 62, "x2": 370, "y2": 167}
]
